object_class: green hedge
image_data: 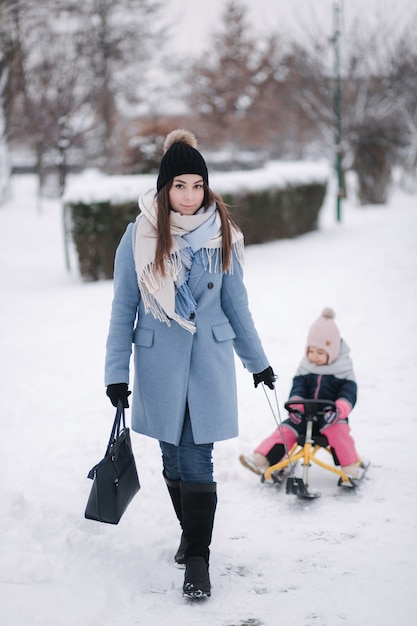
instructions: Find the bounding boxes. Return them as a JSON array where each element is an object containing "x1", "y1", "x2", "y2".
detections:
[
  {"x1": 225, "y1": 182, "x2": 327, "y2": 245},
  {"x1": 66, "y1": 181, "x2": 326, "y2": 281},
  {"x1": 68, "y1": 201, "x2": 138, "y2": 281}
]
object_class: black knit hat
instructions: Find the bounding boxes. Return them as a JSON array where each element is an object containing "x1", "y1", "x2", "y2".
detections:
[{"x1": 156, "y1": 129, "x2": 209, "y2": 192}]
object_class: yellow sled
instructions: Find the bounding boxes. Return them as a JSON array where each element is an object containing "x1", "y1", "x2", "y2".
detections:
[{"x1": 262, "y1": 399, "x2": 366, "y2": 498}]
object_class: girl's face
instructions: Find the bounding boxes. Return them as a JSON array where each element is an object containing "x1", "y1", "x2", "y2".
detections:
[
  {"x1": 307, "y1": 346, "x2": 329, "y2": 366},
  {"x1": 169, "y1": 174, "x2": 205, "y2": 215}
]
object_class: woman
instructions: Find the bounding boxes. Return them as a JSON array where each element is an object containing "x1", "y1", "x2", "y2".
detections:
[{"x1": 105, "y1": 129, "x2": 274, "y2": 599}]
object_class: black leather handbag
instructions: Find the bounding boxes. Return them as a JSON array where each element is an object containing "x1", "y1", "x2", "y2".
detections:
[{"x1": 85, "y1": 401, "x2": 140, "y2": 524}]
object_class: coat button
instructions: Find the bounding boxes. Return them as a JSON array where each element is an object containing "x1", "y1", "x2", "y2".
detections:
[
  {"x1": 189, "y1": 312, "x2": 196, "y2": 320},
  {"x1": 207, "y1": 282, "x2": 214, "y2": 289}
]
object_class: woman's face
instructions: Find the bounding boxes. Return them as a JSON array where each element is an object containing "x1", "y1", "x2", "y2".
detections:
[{"x1": 169, "y1": 174, "x2": 205, "y2": 215}]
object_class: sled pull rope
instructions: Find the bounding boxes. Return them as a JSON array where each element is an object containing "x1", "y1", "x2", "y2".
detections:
[{"x1": 261, "y1": 383, "x2": 295, "y2": 475}]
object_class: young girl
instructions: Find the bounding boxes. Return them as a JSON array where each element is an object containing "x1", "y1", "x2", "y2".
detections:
[
  {"x1": 240, "y1": 308, "x2": 364, "y2": 481},
  {"x1": 104, "y1": 129, "x2": 275, "y2": 599}
]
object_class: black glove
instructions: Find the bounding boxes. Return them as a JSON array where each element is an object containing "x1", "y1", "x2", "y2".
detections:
[
  {"x1": 106, "y1": 383, "x2": 131, "y2": 408},
  {"x1": 253, "y1": 366, "x2": 276, "y2": 390}
]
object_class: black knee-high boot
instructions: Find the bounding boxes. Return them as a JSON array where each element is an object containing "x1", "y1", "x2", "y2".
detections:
[
  {"x1": 163, "y1": 474, "x2": 188, "y2": 564},
  {"x1": 181, "y1": 481, "x2": 217, "y2": 598}
]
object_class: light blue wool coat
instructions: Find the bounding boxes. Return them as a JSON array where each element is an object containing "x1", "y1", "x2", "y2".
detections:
[{"x1": 105, "y1": 220, "x2": 269, "y2": 445}]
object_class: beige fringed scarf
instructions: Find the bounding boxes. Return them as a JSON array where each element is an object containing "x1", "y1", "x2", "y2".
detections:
[{"x1": 134, "y1": 189, "x2": 244, "y2": 333}]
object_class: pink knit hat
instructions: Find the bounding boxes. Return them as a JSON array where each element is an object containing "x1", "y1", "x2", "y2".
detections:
[{"x1": 306, "y1": 307, "x2": 341, "y2": 364}]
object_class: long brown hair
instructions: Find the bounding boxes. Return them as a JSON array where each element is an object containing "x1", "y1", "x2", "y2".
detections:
[{"x1": 154, "y1": 182, "x2": 241, "y2": 275}]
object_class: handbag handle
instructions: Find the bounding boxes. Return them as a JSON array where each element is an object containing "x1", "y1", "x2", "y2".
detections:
[
  {"x1": 87, "y1": 401, "x2": 128, "y2": 480},
  {"x1": 105, "y1": 400, "x2": 127, "y2": 457}
]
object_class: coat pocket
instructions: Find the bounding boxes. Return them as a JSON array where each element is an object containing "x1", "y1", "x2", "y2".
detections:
[
  {"x1": 133, "y1": 327, "x2": 154, "y2": 347},
  {"x1": 212, "y1": 322, "x2": 236, "y2": 342}
]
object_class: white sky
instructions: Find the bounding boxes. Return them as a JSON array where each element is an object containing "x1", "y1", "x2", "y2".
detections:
[{"x1": 164, "y1": 0, "x2": 416, "y2": 54}]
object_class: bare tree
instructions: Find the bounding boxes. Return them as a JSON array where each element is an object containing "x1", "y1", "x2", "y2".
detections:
[
  {"x1": 184, "y1": 0, "x2": 282, "y2": 158},
  {"x1": 0, "y1": 0, "x2": 30, "y2": 201},
  {"x1": 387, "y1": 25, "x2": 417, "y2": 192},
  {"x1": 79, "y1": 0, "x2": 164, "y2": 169},
  {"x1": 2, "y1": 0, "x2": 165, "y2": 184},
  {"x1": 185, "y1": 2, "x2": 416, "y2": 202},
  {"x1": 271, "y1": 9, "x2": 417, "y2": 204},
  {"x1": 340, "y1": 15, "x2": 408, "y2": 203},
  {"x1": 0, "y1": 1, "x2": 13, "y2": 203},
  {"x1": 3, "y1": 1, "x2": 96, "y2": 196}
]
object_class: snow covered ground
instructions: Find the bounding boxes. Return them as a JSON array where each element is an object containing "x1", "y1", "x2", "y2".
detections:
[{"x1": 1, "y1": 171, "x2": 416, "y2": 625}]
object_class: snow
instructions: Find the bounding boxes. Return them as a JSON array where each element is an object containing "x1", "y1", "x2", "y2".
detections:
[
  {"x1": 1, "y1": 169, "x2": 416, "y2": 625},
  {"x1": 63, "y1": 161, "x2": 330, "y2": 204}
]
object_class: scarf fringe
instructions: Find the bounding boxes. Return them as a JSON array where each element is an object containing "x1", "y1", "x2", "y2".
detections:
[
  {"x1": 140, "y1": 253, "x2": 182, "y2": 294},
  {"x1": 141, "y1": 238, "x2": 244, "y2": 297},
  {"x1": 141, "y1": 290, "x2": 197, "y2": 334},
  {"x1": 139, "y1": 240, "x2": 243, "y2": 333},
  {"x1": 140, "y1": 239, "x2": 244, "y2": 332},
  {"x1": 199, "y1": 238, "x2": 244, "y2": 275},
  {"x1": 172, "y1": 312, "x2": 197, "y2": 334}
]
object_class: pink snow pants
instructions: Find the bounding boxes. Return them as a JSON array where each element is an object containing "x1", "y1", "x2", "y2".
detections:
[{"x1": 255, "y1": 422, "x2": 359, "y2": 466}]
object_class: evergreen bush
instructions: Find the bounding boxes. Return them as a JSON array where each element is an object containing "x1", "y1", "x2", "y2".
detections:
[
  {"x1": 68, "y1": 201, "x2": 138, "y2": 280},
  {"x1": 66, "y1": 181, "x2": 327, "y2": 281},
  {"x1": 224, "y1": 182, "x2": 326, "y2": 245}
]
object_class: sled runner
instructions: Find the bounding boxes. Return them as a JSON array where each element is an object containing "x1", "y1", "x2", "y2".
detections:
[{"x1": 261, "y1": 398, "x2": 369, "y2": 499}]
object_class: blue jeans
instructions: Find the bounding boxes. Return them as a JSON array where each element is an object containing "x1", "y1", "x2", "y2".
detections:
[{"x1": 159, "y1": 410, "x2": 214, "y2": 483}]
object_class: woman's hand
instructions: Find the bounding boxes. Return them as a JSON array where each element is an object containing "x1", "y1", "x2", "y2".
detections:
[
  {"x1": 253, "y1": 366, "x2": 276, "y2": 390},
  {"x1": 106, "y1": 383, "x2": 131, "y2": 408}
]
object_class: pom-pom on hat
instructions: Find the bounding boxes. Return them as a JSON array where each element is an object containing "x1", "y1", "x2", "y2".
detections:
[
  {"x1": 306, "y1": 307, "x2": 341, "y2": 364},
  {"x1": 156, "y1": 129, "x2": 209, "y2": 192}
]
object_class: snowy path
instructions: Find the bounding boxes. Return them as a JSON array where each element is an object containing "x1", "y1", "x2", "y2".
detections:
[{"x1": 0, "y1": 175, "x2": 416, "y2": 625}]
